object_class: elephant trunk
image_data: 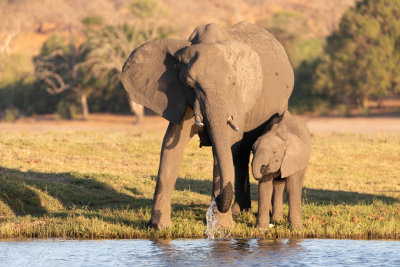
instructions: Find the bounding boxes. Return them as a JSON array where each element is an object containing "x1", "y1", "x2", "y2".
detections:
[
  {"x1": 203, "y1": 103, "x2": 235, "y2": 213},
  {"x1": 252, "y1": 153, "x2": 264, "y2": 180}
]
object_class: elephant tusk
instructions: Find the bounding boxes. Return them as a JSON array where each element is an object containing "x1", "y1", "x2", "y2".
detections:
[
  {"x1": 227, "y1": 116, "x2": 239, "y2": 132},
  {"x1": 194, "y1": 114, "x2": 204, "y2": 127},
  {"x1": 193, "y1": 96, "x2": 204, "y2": 127}
]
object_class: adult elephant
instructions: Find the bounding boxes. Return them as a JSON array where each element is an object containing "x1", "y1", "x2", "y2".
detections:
[{"x1": 121, "y1": 21, "x2": 294, "y2": 229}]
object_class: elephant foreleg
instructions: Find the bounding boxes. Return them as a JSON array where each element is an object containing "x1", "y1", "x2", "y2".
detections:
[
  {"x1": 211, "y1": 147, "x2": 236, "y2": 228},
  {"x1": 285, "y1": 169, "x2": 306, "y2": 229},
  {"x1": 149, "y1": 115, "x2": 194, "y2": 229},
  {"x1": 256, "y1": 178, "x2": 273, "y2": 229},
  {"x1": 271, "y1": 177, "x2": 285, "y2": 222}
]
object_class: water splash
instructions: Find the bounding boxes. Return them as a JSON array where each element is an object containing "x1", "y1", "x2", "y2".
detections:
[
  {"x1": 204, "y1": 199, "x2": 231, "y2": 239},
  {"x1": 204, "y1": 199, "x2": 217, "y2": 239}
]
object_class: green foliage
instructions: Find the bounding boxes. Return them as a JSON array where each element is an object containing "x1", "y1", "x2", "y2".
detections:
[
  {"x1": 268, "y1": 11, "x2": 326, "y2": 113},
  {"x1": 88, "y1": 81, "x2": 131, "y2": 114},
  {"x1": 55, "y1": 96, "x2": 80, "y2": 119},
  {"x1": 268, "y1": 10, "x2": 324, "y2": 68},
  {"x1": 128, "y1": 0, "x2": 164, "y2": 18},
  {"x1": 83, "y1": 20, "x2": 172, "y2": 113},
  {"x1": 1, "y1": 13, "x2": 171, "y2": 117},
  {"x1": 0, "y1": 50, "x2": 61, "y2": 116},
  {"x1": 291, "y1": 38, "x2": 324, "y2": 67},
  {"x1": 39, "y1": 33, "x2": 70, "y2": 57},
  {"x1": 335, "y1": 104, "x2": 351, "y2": 117},
  {"x1": 270, "y1": 10, "x2": 307, "y2": 42},
  {"x1": 289, "y1": 59, "x2": 322, "y2": 114},
  {"x1": 0, "y1": 107, "x2": 20, "y2": 122},
  {"x1": 33, "y1": 32, "x2": 94, "y2": 118},
  {"x1": 313, "y1": 0, "x2": 400, "y2": 107},
  {"x1": 0, "y1": 76, "x2": 61, "y2": 115},
  {"x1": 0, "y1": 0, "x2": 172, "y2": 117},
  {"x1": 0, "y1": 53, "x2": 33, "y2": 86},
  {"x1": 82, "y1": 16, "x2": 104, "y2": 27}
]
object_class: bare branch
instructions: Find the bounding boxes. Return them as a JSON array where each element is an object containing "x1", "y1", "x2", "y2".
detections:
[{"x1": 40, "y1": 70, "x2": 68, "y2": 94}]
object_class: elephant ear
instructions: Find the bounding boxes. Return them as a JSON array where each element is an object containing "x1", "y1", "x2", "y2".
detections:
[
  {"x1": 280, "y1": 133, "x2": 311, "y2": 178},
  {"x1": 121, "y1": 39, "x2": 192, "y2": 124}
]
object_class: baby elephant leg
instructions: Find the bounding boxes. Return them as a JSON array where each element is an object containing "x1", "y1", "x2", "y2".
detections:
[
  {"x1": 256, "y1": 178, "x2": 273, "y2": 229},
  {"x1": 285, "y1": 169, "x2": 306, "y2": 229},
  {"x1": 271, "y1": 178, "x2": 285, "y2": 222}
]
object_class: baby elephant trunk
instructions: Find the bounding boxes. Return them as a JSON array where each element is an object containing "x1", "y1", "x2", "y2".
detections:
[{"x1": 252, "y1": 154, "x2": 266, "y2": 180}]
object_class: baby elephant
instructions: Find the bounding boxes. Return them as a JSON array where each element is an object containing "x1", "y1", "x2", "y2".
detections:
[{"x1": 252, "y1": 111, "x2": 311, "y2": 229}]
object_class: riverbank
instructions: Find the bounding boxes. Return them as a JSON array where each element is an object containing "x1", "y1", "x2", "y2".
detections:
[{"x1": 0, "y1": 115, "x2": 399, "y2": 239}]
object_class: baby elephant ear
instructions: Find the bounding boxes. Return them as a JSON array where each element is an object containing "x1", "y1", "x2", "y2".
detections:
[
  {"x1": 121, "y1": 39, "x2": 191, "y2": 124},
  {"x1": 281, "y1": 134, "x2": 311, "y2": 178}
]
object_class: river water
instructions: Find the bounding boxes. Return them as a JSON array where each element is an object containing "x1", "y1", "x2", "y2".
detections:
[{"x1": 0, "y1": 238, "x2": 399, "y2": 266}]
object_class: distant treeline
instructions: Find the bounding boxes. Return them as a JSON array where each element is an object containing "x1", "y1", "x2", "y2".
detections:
[
  {"x1": 0, "y1": 0, "x2": 399, "y2": 120},
  {"x1": 290, "y1": 0, "x2": 400, "y2": 115}
]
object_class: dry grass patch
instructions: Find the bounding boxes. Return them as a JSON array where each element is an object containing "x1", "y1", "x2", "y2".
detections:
[{"x1": 0, "y1": 130, "x2": 399, "y2": 239}]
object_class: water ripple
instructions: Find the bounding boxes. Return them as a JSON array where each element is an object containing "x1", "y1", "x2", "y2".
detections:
[{"x1": 0, "y1": 238, "x2": 399, "y2": 266}]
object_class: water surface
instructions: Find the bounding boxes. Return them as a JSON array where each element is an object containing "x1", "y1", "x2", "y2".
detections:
[{"x1": 1, "y1": 238, "x2": 399, "y2": 266}]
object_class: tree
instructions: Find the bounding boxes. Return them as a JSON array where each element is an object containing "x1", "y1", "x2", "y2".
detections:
[
  {"x1": 34, "y1": 31, "x2": 90, "y2": 119},
  {"x1": 313, "y1": 0, "x2": 400, "y2": 107},
  {"x1": 82, "y1": 1, "x2": 173, "y2": 123},
  {"x1": 128, "y1": 0, "x2": 171, "y2": 41},
  {"x1": 0, "y1": 0, "x2": 26, "y2": 54},
  {"x1": 267, "y1": 10, "x2": 324, "y2": 68},
  {"x1": 83, "y1": 23, "x2": 146, "y2": 122},
  {"x1": 266, "y1": 10, "x2": 325, "y2": 113}
]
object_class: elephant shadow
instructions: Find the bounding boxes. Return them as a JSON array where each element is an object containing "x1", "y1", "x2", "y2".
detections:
[
  {"x1": 0, "y1": 166, "x2": 153, "y2": 227},
  {"x1": 0, "y1": 167, "x2": 396, "y2": 228},
  {"x1": 175, "y1": 177, "x2": 213, "y2": 196},
  {"x1": 302, "y1": 187, "x2": 398, "y2": 205},
  {"x1": 174, "y1": 176, "x2": 398, "y2": 206}
]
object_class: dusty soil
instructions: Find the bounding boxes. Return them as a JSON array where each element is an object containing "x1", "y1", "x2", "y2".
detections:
[
  {"x1": 0, "y1": 114, "x2": 168, "y2": 133},
  {"x1": 0, "y1": 113, "x2": 399, "y2": 134},
  {"x1": 303, "y1": 115, "x2": 400, "y2": 134}
]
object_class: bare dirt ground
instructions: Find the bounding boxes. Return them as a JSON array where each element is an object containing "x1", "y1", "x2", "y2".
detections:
[
  {"x1": 0, "y1": 112, "x2": 400, "y2": 134},
  {"x1": 0, "y1": 114, "x2": 168, "y2": 133},
  {"x1": 303, "y1": 114, "x2": 400, "y2": 134}
]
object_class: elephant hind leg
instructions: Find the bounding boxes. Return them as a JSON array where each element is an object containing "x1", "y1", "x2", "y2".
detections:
[
  {"x1": 285, "y1": 169, "x2": 306, "y2": 229},
  {"x1": 150, "y1": 109, "x2": 195, "y2": 229}
]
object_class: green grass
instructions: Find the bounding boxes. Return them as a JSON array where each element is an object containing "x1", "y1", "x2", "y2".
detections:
[{"x1": 0, "y1": 129, "x2": 399, "y2": 239}]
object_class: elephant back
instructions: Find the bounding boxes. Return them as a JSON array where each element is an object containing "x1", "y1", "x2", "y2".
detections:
[
  {"x1": 230, "y1": 22, "x2": 294, "y2": 92},
  {"x1": 229, "y1": 22, "x2": 294, "y2": 127}
]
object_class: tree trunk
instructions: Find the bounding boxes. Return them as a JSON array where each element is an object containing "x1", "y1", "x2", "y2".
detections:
[
  {"x1": 129, "y1": 99, "x2": 144, "y2": 124},
  {"x1": 362, "y1": 97, "x2": 369, "y2": 109},
  {"x1": 377, "y1": 98, "x2": 382, "y2": 109},
  {"x1": 81, "y1": 92, "x2": 89, "y2": 120}
]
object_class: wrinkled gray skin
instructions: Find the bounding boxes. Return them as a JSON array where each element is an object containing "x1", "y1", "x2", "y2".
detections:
[
  {"x1": 121, "y1": 21, "x2": 294, "y2": 229},
  {"x1": 252, "y1": 111, "x2": 311, "y2": 229}
]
